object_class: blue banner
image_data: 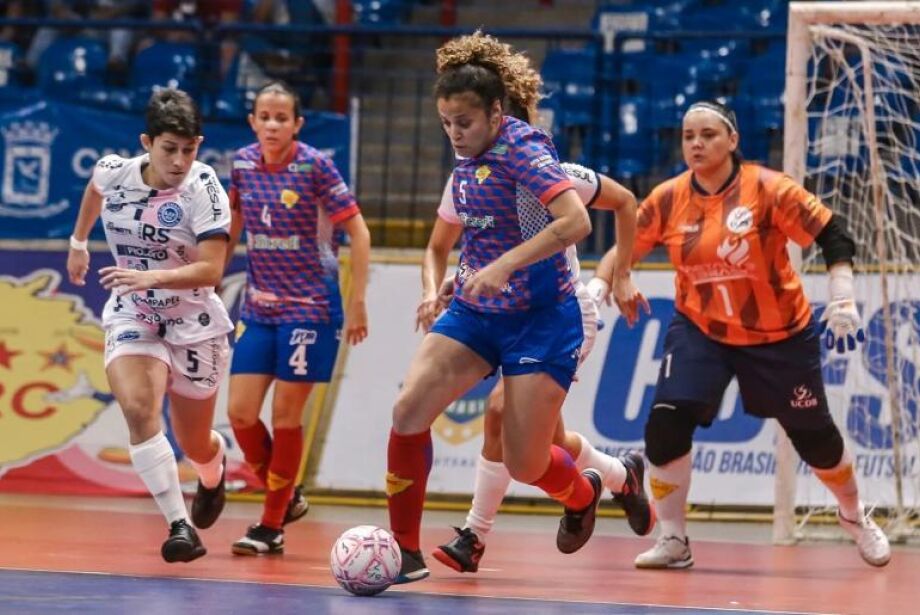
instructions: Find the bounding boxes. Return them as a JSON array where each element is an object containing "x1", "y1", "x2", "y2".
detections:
[{"x1": 0, "y1": 101, "x2": 350, "y2": 239}]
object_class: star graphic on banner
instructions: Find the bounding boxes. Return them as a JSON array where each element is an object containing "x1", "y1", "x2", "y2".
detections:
[
  {"x1": 39, "y1": 343, "x2": 83, "y2": 372},
  {"x1": 0, "y1": 340, "x2": 22, "y2": 369}
]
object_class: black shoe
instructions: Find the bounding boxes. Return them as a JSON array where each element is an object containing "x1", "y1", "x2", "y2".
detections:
[
  {"x1": 432, "y1": 526, "x2": 485, "y2": 573},
  {"x1": 612, "y1": 453, "x2": 656, "y2": 536},
  {"x1": 282, "y1": 484, "x2": 310, "y2": 526},
  {"x1": 556, "y1": 469, "x2": 603, "y2": 554},
  {"x1": 231, "y1": 523, "x2": 284, "y2": 556},
  {"x1": 190, "y1": 460, "x2": 226, "y2": 530},
  {"x1": 161, "y1": 519, "x2": 207, "y2": 563},
  {"x1": 394, "y1": 547, "x2": 429, "y2": 584}
]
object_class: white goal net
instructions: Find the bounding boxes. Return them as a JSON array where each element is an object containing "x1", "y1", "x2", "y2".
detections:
[{"x1": 778, "y1": 1, "x2": 920, "y2": 543}]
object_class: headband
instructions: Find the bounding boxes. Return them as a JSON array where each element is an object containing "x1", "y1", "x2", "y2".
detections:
[{"x1": 684, "y1": 102, "x2": 738, "y2": 133}]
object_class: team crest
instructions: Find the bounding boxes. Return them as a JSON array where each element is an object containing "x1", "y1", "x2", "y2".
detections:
[
  {"x1": 432, "y1": 374, "x2": 499, "y2": 444},
  {"x1": 475, "y1": 165, "x2": 491, "y2": 185},
  {"x1": 156, "y1": 202, "x2": 183, "y2": 227},
  {"x1": 0, "y1": 121, "x2": 68, "y2": 218},
  {"x1": 280, "y1": 189, "x2": 300, "y2": 209},
  {"x1": 725, "y1": 206, "x2": 754, "y2": 233}
]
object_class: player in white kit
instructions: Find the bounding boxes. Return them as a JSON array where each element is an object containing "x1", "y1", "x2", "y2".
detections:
[{"x1": 66, "y1": 89, "x2": 233, "y2": 563}]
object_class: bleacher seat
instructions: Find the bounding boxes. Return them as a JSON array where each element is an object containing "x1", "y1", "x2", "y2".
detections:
[
  {"x1": 130, "y1": 42, "x2": 199, "y2": 102},
  {"x1": 541, "y1": 47, "x2": 598, "y2": 128},
  {"x1": 353, "y1": 0, "x2": 413, "y2": 25},
  {"x1": 37, "y1": 37, "x2": 107, "y2": 99},
  {"x1": 0, "y1": 41, "x2": 27, "y2": 103}
]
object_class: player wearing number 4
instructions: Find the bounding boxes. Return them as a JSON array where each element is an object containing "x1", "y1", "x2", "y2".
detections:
[
  {"x1": 593, "y1": 100, "x2": 890, "y2": 569},
  {"x1": 225, "y1": 81, "x2": 371, "y2": 555},
  {"x1": 66, "y1": 89, "x2": 233, "y2": 563}
]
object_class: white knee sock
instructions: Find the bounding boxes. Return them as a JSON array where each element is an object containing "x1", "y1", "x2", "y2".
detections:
[
  {"x1": 187, "y1": 430, "x2": 226, "y2": 489},
  {"x1": 649, "y1": 452, "x2": 692, "y2": 539},
  {"x1": 464, "y1": 456, "x2": 512, "y2": 540},
  {"x1": 811, "y1": 448, "x2": 863, "y2": 521},
  {"x1": 573, "y1": 433, "x2": 628, "y2": 493},
  {"x1": 129, "y1": 431, "x2": 188, "y2": 525}
]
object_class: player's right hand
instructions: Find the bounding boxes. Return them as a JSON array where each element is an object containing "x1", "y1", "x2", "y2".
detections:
[
  {"x1": 67, "y1": 248, "x2": 90, "y2": 286},
  {"x1": 611, "y1": 273, "x2": 650, "y2": 328},
  {"x1": 415, "y1": 292, "x2": 442, "y2": 333}
]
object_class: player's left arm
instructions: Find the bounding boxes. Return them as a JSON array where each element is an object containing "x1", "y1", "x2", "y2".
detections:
[
  {"x1": 100, "y1": 236, "x2": 229, "y2": 292},
  {"x1": 338, "y1": 212, "x2": 371, "y2": 345},
  {"x1": 773, "y1": 176, "x2": 862, "y2": 353},
  {"x1": 466, "y1": 188, "x2": 590, "y2": 298}
]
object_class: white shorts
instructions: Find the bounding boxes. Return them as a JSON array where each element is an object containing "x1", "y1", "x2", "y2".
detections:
[
  {"x1": 105, "y1": 322, "x2": 230, "y2": 400},
  {"x1": 574, "y1": 283, "x2": 599, "y2": 368}
]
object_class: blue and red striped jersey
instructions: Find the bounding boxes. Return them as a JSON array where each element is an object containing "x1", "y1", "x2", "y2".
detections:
[
  {"x1": 230, "y1": 141, "x2": 360, "y2": 324},
  {"x1": 451, "y1": 116, "x2": 575, "y2": 313}
]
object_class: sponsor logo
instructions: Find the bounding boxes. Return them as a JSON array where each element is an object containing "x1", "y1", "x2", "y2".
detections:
[
  {"x1": 156, "y1": 202, "x2": 183, "y2": 227},
  {"x1": 475, "y1": 165, "x2": 491, "y2": 184},
  {"x1": 248, "y1": 233, "x2": 300, "y2": 251},
  {"x1": 116, "y1": 245, "x2": 167, "y2": 260},
  {"x1": 105, "y1": 201, "x2": 126, "y2": 213},
  {"x1": 138, "y1": 223, "x2": 170, "y2": 243},
  {"x1": 115, "y1": 330, "x2": 140, "y2": 342},
  {"x1": 716, "y1": 236, "x2": 751, "y2": 267},
  {"x1": 280, "y1": 189, "x2": 299, "y2": 209},
  {"x1": 130, "y1": 293, "x2": 180, "y2": 309},
  {"x1": 790, "y1": 384, "x2": 819, "y2": 409},
  {"x1": 287, "y1": 162, "x2": 312, "y2": 173},
  {"x1": 518, "y1": 356, "x2": 542, "y2": 364},
  {"x1": 198, "y1": 312, "x2": 210, "y2": 326},
  {"x1": 105, "y1": 222, "x2": 131, "y2": 235},
  {"x1": 329, "y1": 182, "x2": 349, "y2": 197},
  {"x1": 678, "y1": 223, "x2": 700, "y2": 233},
  {"x1": 726, "y1": 205, "x2": 754, "y2": 233},
  {"x1": 135, "y1": 313, "x2": 184, "y2": 326},
  {"x1": 529, "y1": 153, "x2": 555, "y2": 170},
  {"x1": 290, "y1": 328, "x2": 318, "y2": 345},
  {"x1": 458, "y1": 212, "x2": 495, "y2": 230},
  {"x1": 233, "y1": 160, "x2": 256, "y2": 170},
  {"x1": 561, "y1": 162, "x2": 592, "y2": 183},
  {"x1": 489, "y1": 143, "x2": 508, "y2": 156},
  {"x1": 200, "y1": 172, "x2": 223, "y2": 221},
  {"x1": 0, "y1": 121, "x2": 68, "y2": 218},
  {"x1": 96, "y1": 156, "x2": 124, "y2": 170}
]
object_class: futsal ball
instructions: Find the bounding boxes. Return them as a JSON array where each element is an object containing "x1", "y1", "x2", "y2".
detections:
[{"x1": 330, "y1": 525, "x2": 402, "y2": 596}]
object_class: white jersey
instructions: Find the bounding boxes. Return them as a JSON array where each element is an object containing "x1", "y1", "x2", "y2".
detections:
[
  {"x1": 437, "y1": 161, "x2": 601, "y2": 281},
  {"x1": 95, "y1": 154, "x2": 234, "y2": 345}
]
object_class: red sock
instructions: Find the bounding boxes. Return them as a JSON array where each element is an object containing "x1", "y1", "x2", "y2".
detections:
[
  {"x1": 233, "y1": 420, "x2": 272, "y2": 484},
  {"x1": 530, "y1": 445, "x2": 594, "y2": 510},
  {"x1": 386, "y1": 429, "x2": 432, "y2": 552},
  {"x1": 261, "y1": 426, "x2": 303, "y2": 530}
]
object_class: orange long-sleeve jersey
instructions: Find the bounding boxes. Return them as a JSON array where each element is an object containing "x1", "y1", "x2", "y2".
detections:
[{"x1": 634, "y1": 163, "x2": 832, "y2": 345}]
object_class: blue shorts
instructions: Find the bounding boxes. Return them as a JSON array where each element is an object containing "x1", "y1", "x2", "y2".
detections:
[
  {"x1": 430, "y1": 295, "x2": 583, "y2": 392},
  {"x1": 230, "y1": 319, "x2": 341, "y2": 383},
  {"x1": 654, "y1": 312, "x2": 834, "y2": 430}
]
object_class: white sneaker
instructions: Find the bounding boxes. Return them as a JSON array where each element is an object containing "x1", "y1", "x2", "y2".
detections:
[
  {"x1": 837, "y1": 510, "x2": 891, "y2": 567},
  {"x1": 634, "y1": 535, "x2": 694, "y2": 569}
]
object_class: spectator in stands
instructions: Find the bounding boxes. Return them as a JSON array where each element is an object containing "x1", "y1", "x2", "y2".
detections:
[
  {"x1": 0, "y1": 1, "x2": 43, "y2": 51},
  {"x1": 25, "y1": 0, "x2": 149, "y2": 78},
  {"x1": 149, "y1": 0, "x2": 244, "y2": 79}
]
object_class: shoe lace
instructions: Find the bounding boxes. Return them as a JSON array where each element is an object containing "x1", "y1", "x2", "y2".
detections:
[{"x1": 452, "y1": 526, "x2": 480, "y2": 549}]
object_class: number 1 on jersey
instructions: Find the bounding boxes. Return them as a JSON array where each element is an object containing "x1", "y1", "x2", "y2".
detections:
[{"x1": 715, "y1": 283, "x2": 734, "y2": 317}]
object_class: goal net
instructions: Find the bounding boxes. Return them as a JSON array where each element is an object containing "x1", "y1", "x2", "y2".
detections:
[{"x1": 777, "y1": 1, "x2": 920, "y2": 543}]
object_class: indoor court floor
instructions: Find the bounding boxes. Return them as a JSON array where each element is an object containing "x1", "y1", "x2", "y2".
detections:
[{"x1": 0, "y1": 494, "x2": 914, "y2": 614}]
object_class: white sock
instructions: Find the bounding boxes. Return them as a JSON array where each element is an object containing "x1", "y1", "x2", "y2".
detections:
[
  {"x1": 187, "y1": 430, "x2": 226, "y2": 489},
  {"x1": 464, "y1": 455, "x2": 512, "y2": 540},
  {"x1": 573, "y1": 433, "x2": 627, "y2": 493},
  {"x1": 129, "y1": 431, "x2": 188, "y2": 525},
  {"x1": 649, "y1": 452, "x2": 692, "y2": 539},
  {"x1": 811, "y1": 448, "x2": 863, "y2": 521}
]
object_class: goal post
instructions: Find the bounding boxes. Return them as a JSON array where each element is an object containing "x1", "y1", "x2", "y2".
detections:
[{"x1": 777, "y1": 1, "x2": 920, "y2": 544}]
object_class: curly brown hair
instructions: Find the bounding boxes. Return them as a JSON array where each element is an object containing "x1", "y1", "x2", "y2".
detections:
[{"x1": 435, "y1": 31, "x2": 542, "y2": 123}]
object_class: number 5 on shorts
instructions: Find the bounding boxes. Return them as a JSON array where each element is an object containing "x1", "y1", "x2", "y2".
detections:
[{"x1": 289, "y1": 344, "x2": 309, "y2": 376}]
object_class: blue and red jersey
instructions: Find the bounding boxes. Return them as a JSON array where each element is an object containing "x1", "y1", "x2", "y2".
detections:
[
  {"x1": 451, "y1": 116, "x2": 575, "y2": 313},
  {"x1": 229, "y1": 141, "x2": 360, "y2": 324}
]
